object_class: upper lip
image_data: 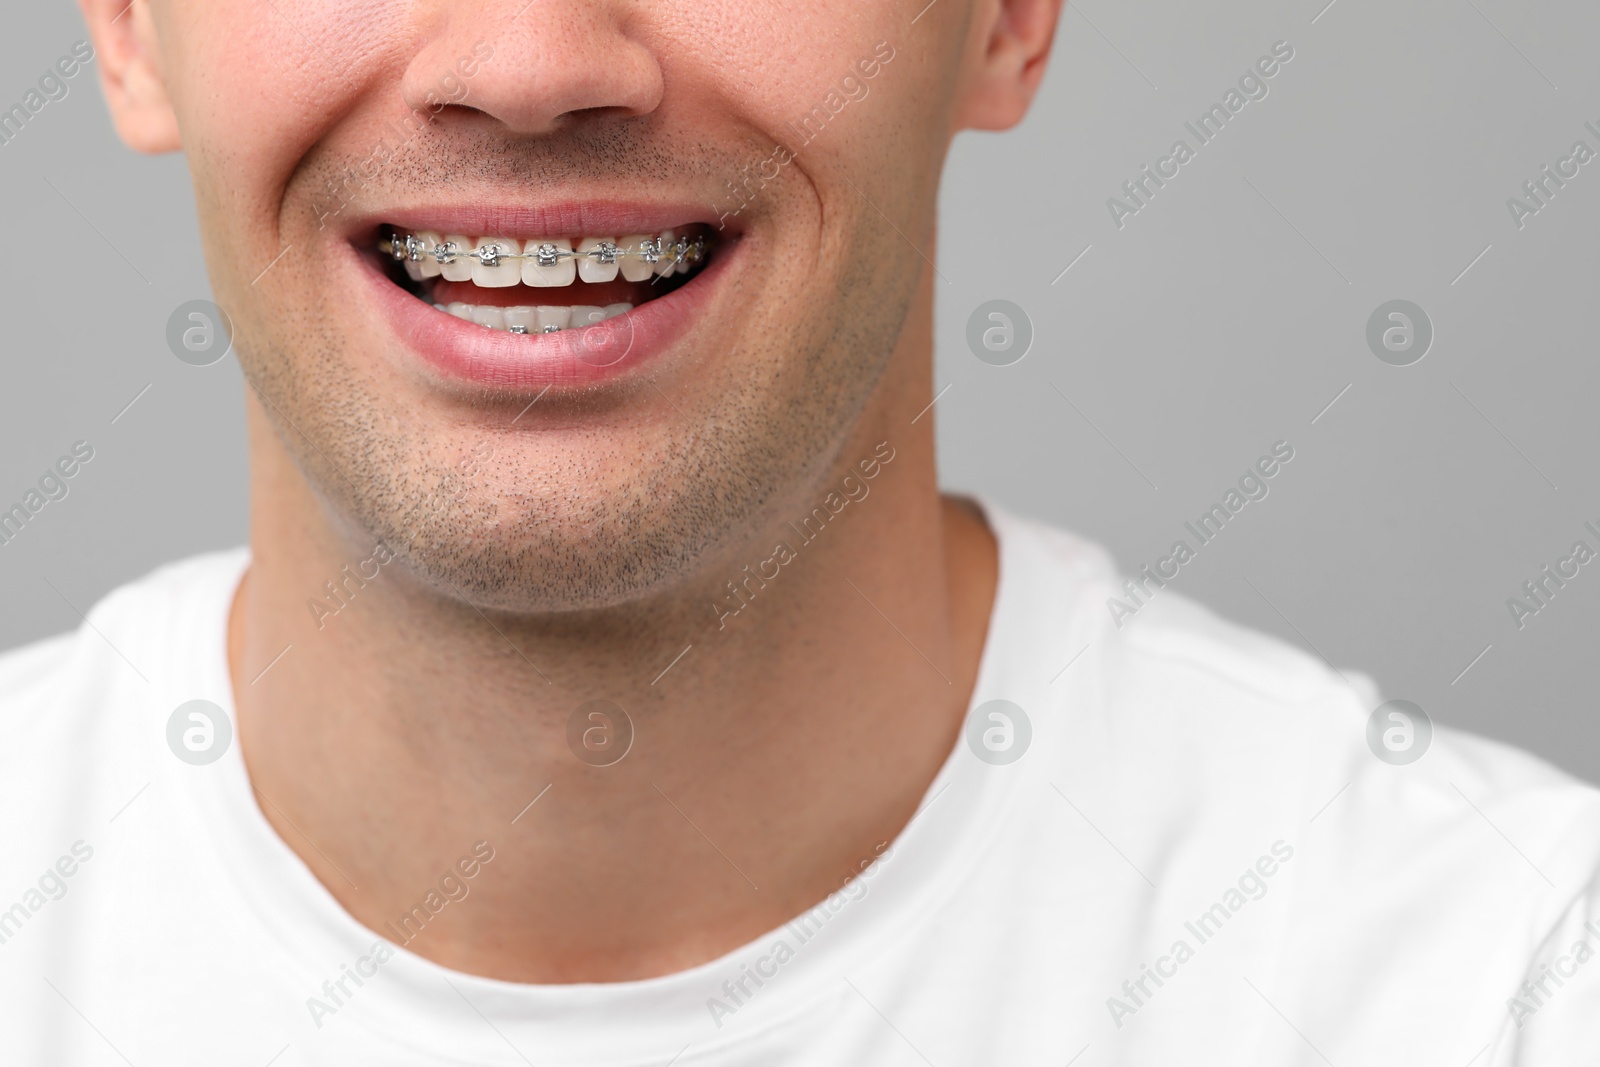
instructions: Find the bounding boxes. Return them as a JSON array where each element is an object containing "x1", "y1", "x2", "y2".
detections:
[{"x1": 341, "y1": 200, "x2": 739, "y2": 242}]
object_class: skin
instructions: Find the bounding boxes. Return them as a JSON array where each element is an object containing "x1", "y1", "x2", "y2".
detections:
[{"x1": 81, "y1": 0, "x2": 1063, "y2": 981}]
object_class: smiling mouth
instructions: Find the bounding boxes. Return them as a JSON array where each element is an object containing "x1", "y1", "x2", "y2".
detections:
[{"x1": 380, "y1": 225, "x2": 715, "y2": 333}]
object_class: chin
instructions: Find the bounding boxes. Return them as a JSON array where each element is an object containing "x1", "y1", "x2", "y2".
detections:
[{"x1": 352, "y1": 466, "x2": 751, "y2": 616}]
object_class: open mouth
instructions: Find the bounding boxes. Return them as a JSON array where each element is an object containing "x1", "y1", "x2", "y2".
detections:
[
  {"x1": 380, "y1": 225, "x2": 715, "y2": 334},
  {"x1": 355, "y1": 207, "x2": 735, "y2": 390}
]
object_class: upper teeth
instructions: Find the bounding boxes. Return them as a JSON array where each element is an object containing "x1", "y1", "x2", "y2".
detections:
[{"x1": 387, "y1": 229, "x2": 706, "y2": 287}]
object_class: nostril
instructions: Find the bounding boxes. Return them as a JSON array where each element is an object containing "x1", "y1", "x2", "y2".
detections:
[
  {"x1": 562, "y1": 105, "x2": 638, "y2": 123},
  {"x1": 439, "y1": 103, "x2": 491, "y2": 119},
  {"x1": 402, "y1": 22, "x2": 665, "y2": 138}
]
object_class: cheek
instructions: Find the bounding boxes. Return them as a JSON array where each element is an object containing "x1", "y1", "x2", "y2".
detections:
[
  {"x1": 688, "y1": 2, "x2": 913, "y2": 147},
  {"x1": 162, "y1": 1, "x2": 406, "y2": 256}
]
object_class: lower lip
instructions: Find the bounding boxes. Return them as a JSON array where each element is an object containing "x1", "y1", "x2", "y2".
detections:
[{"x1": 356, "y1": 241, "x2": 731, "y2": 390}]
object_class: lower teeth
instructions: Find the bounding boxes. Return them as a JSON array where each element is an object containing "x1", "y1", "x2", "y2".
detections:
[{"x1": 434, "y1": 302, "x2": 634, "y2": 333}]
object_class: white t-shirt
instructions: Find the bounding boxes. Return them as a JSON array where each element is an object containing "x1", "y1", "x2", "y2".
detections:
[{"x1": 2, "y1": 502, "x2": 1597, "y2": 1066}]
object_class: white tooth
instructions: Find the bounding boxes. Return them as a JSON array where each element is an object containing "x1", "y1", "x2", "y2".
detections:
[
  {"x1": 433, "y1": 303, "x2": 448, "y2": 311},
  {"x1": 576, "y1": 237, "x2": 620, "y2": 283},
  {"x1": 441, "y1": 235, "x2": 474, "y2": 282},
  {"x1": 472, "y1": 306, "x2": 506, "y2": 330},
  {"x1": 471, "y1": 237, "x2": 522, "y2": 288},
  {"x1": 522, "y1": 238, "x2": 575, "y2": 287},
  {"x1": 417, "y1": 230, "x2": 444, "y2": 278},
  {"x1": 404, "y1": 259, "x2": 425, "y2": 282},
  {"x1": 503, "y1": 307, "x2": 537, "y2": 333},
  {"x1": 603, "y1": 302, "x2": 633, "y2": 320},
  {"x1": 537, "y1": 306, "x2": 572, "y2": 332},
  {"x1": 448, "y1": 302, "x2": 475, "y2": 321},
  {"x1": 569, "y1": 305, "x2": 606, "y2": 328},
  {"x1": 653, "y1": 229, "x2": 677, "y2": 278},
  {"x1": 618, "y1": 234, "x2": 653, "y2": 282}
]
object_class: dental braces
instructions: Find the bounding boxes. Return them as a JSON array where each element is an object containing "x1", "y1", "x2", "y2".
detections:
[{"x1": 381, "y1": 233, "x2": 707, "y2": 270}]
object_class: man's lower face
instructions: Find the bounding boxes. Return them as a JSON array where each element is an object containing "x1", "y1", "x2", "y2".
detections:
[
  {"x1": 225, "y1": 141, "x2": 928, "y2": 614},
  {"x1": 182, "y1": 3, "x2": 940, "y2": 612}
]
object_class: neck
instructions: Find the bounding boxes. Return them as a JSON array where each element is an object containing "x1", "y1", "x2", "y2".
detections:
[{"x1": 229, "y1": 285, "x2": 997, "y2": 982}]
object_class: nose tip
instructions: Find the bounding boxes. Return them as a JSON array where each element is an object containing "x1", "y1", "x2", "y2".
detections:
[{"x1": 399, "y1": 3, "x2": 665, "y2": 138}]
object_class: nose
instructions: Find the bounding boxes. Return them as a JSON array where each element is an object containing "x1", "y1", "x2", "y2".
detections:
[{"x1": 400, "y1": 0, "x2": 664, "y2": 137}]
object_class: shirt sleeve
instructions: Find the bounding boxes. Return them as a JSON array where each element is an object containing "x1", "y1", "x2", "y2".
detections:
[{"x1": 1494, "y1": 876, "x2": 1600, "y2": 1065}]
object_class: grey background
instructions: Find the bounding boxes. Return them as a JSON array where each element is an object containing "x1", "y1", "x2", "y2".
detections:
[{"x1": 2, "y1": 0, "x2": 1596, "y2": 779}]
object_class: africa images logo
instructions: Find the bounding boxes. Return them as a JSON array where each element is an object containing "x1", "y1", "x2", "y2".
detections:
[
  {"x1": 704, "y1": 840, "x2": 894, "y2": 1029},
  {"x1": 1105, "y1": 840, "x2": 1294, "y2": 1029},
  {"x1": 304, "y1": 841, "x2": 496, "y2": 1030},
  {"x1": 0, "y1": 440, "x2": 95, "y2": 548},
  {"x1": 712, "y1": 442, "x2": 896, "y2": 630},
  {"x1": 0, "y1": 40, "x2": 95, "y2": 149},
  {"x1": 1106, "y1": 441, "x2": 1295, "y2": 628},
  {"x1": 1105, "y1": 40, "x2": 1295, "y2": 229}
]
